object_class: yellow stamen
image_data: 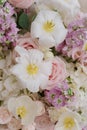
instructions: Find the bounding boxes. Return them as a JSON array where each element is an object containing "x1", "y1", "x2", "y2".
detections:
[
  {"x1": 83, "y1": 42, "x2": 87, "y2": 51},
  {"x1": 27, "y1": 64, "x2": 38, "y2": 75},
  {"x1": 16, "y1": 106, "x2": 27, "y2": 118},
  {"x1": 43, "y1": 21, "x2": 55, "y2": 32},
  {"x1": 63, "y1": 117, "x2": 75, "y2": 129}
]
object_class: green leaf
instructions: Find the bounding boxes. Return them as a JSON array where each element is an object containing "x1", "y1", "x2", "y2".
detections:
[
  {"x1": 18, "y1": 12, "x2": 29, "y2": 29},
  {"x1": 67, "y1": 88, "x2": 73, "y2": 96}
]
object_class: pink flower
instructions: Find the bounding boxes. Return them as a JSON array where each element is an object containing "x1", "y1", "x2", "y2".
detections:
[
  {"x1": 17, "y1": 33, "x2": 38, "y2": 50},
  {"x1": 35, "y1": 113, "x2": 54, "y2": 130},
  {"x1": 12, "y1": 33, "x2": 38, "y2": 62},
  {"x1": 0, "y1": 107, "x2": 12, "y2": 124},
  {"x1": 35, "y1": 101, "x2": 45, "y2": 116},
  {"x1": 71, "y1": 47, "x2": 83, "y2": 60},
  {"x1": 8, "y1": 0, "x2": 34, "y2": 9},
  {"x1": 7, "y1": 117, "x2": 22, "y2": 130},
  {"x1": 22, "y1": 123, "x2": 36, "y2": 130},
  {"x1": 47, "y1": 57, "x2": 67, "y2": 90}
]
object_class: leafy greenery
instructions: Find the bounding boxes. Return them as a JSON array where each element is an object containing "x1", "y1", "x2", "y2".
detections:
[{"x1": 18, "y1": 12, "x2": 29, "y2": 30}]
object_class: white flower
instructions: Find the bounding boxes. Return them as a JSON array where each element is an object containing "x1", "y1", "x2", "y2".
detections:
[
  {"x1": 35, "y1": 0, "x2": 80, "y2": 26},
  {"x1": 4, "y1": 75, "x2": 22, "y2": 92},
  {"x1": 31, "y1": 10, "x2": 67, "y2": 48},
  {"x1": 11, "y1": 46, "x2": 52, "y2": 92},
  {"x1": 8, "y1": 96, "x2": 38, "y2": 125},
  {"x1": 54, "y1": 109, "x2": 81, "y2": 130}
]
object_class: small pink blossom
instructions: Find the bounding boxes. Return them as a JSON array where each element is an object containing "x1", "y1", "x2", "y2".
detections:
[
  {"x1": 47, "y1": 57, "x2": 67, "y2": 90},
  {"x1": 71, "y1": 47, "x2": 83, "y2": 60},
  {"x1": 8, "y1": 0, "x2": 34, "y2": 9},
  {"x1": 35, "y1": 113, "x2": 55, "y2": 130},
  {"x1": 0, "y1": 107, "x2": 12, "y2": 124}
]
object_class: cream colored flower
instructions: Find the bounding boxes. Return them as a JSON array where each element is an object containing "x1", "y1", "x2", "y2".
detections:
[
  {"x1": 54, "y1": 109, "x2": 81, "y2": 130},
  {"x1": 0, "y1": 107, "x2": 12, "y2": 124},
  {"x1": 11, "y1": 46, "x2": 52, "y2": 92},
  {"x1": 31, "y1": 10, "x2": 67, "y2": 48},
  {"x1": 8, "y1": 96, "x2": 38, "y2": 125}
]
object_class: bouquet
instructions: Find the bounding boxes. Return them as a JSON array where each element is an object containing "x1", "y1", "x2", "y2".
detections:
[{"x1": 0, "y1": 0, "x2": 87, "y2": 130}]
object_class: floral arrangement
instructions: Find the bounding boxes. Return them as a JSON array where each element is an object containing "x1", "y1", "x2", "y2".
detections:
[{"x1": 0, "y1": 0, "x2": 87, "y2": 130}]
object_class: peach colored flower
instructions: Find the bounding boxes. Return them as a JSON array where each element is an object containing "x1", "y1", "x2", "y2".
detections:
[
  {"x1": 35, "y1": 113, "x2": 55, "y2": 130},
  {"x1": 22, "y1": 123, "x2": 36, "y2": 130},
  {"x1": 0, "y1": 107, "x2": 12, "y2": 124},
  {"x1": 35, "y1": 101, "x2": 45, "y2": 116},
  {"x1": 7, "y1": 117, "x2": 22, "y2": 130},
  {"x1": 8, "y1": 0, "x2": 34, "y2": 9},
  {"x1": 47, "y1": 57, "x2": 67, "y2": 90},
  {"x1": 17, "y1": 33, "x2": 38, "y2": 50}
]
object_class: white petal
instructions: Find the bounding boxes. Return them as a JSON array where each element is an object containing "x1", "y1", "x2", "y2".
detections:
[
  {"x1": 8, "y1": 98, "x2": 16, "y2": 115},
  {"x1": 27, "y1": 49, "x2": 44, "y2": 64},
  {"x1": 31, "y1": 22, "x2": 43, "y2": 38},
  {"x1": 15, "y1": 46, "x2": 28, "y2": 57},
  {"x1": 39, "y1": 33, "x2": 56, "y2": 48},
  {"x1": 25, "y1": 78, "x2": 40, "y2": 92}
]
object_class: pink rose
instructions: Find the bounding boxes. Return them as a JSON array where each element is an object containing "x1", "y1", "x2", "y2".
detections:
[
  {"x1": 0, "y1": 107, "x2": 12, "y2": 124},
  {"x1": 22, "y1": 123, "x2": 36, "y2": 130},
  {"x1": 12, "y1": 33, "x2": 38, "y2": 62},
  {"x1": 8, "y1": 0, "x2": 34, "y2": 9},
  {"x1": 17, "y1": 33, "x2": 38, "y2": 50},
  {"x1": 47, "y1": 57, "x2": 67, "y2": 90},
  {"x1": 35, "y1": 113, "x2": 54, "y2": 130},
  {"x1": 7, "y1": 117, "x2": 22, "y2": 130}
]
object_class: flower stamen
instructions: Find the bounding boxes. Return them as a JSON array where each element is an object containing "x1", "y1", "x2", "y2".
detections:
[
  {"x1": 43, "y1": 21, "x2": 55, "y2": 32},
  {"x1": 27, "y1": 64, "x2": 38, "y2": 75},
  {"x1": 16, "y1": 106, "x2": 27, "y2": 119}
]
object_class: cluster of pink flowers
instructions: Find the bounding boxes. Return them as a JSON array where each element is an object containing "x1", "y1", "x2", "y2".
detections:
[
  {"x1": 0, "y1": 2, "x2": 18, "y2": 50},
  {"x1": 57, "y1": 17, "x2": 87, "y2": 64},
  {"x1": 45, "y1": 81, "x2": 75, "y2": 108}
]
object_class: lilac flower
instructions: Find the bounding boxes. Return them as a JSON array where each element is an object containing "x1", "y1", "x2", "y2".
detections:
[
  {"x1": 56, "y1": 17, "x2": 87, "y2": 61},
  {"x1": 45, "y1": 82, "x2": 74, "y2": 108},
  {"x1": 45, "y1": 88, "x2": 62, "y2": 104},
  {"x1": 0, "y1": 2, "x2": 18, "y2": 50},
  {"x1": 82, "y1": 126, "x2": 87, "y2": 130},
  {"x1": 52, "y1": 95, "x2": 66, "y2": 108}
]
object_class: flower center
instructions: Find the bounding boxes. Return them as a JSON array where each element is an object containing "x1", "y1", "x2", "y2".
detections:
[
  {"x1": 16, "y1": 106, "x2": 27, "y2": 118},
  {"x1": 27, "y1": 64, "x2": 38, "y2": 75},
  {"x1": 63, "y1": 117, "x2": 75, "y2": 129},
  {"x1": 43, "y1": 21, "x2": 55, "y2": 32}
]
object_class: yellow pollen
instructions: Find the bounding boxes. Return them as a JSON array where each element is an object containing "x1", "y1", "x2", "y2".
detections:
[
  {"x1": 63, "y1": 117, "x2": 75, "y2": 129},
  {"x1": 83, "y1": 42, "x2": 87, "y2": 51},
  {"x1": 16, "y1": 106, "x2": 27, "y2": 118},
  {"x1": 27, "y1": 64, "x2": 38, "y2": 75},
  {"x1": 43, "y1": 21, "x2": 55, "y2": 32}
]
